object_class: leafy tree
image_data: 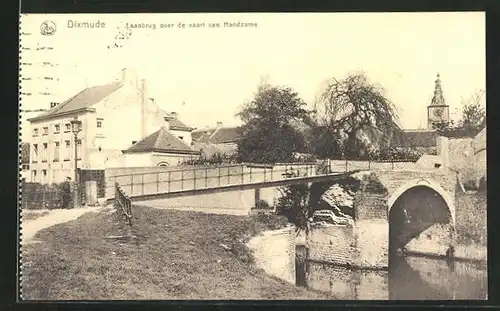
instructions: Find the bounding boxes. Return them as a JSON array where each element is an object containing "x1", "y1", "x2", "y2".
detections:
[
  {"x1": 236, "y1": 82, "x2": 310, "y2": 163},
  {"x1": 313, "y1": 72, "x2": 402, "y2": 159},
  {"x1": 434, "y1": 90, "x2": 485, "y2": 138}
]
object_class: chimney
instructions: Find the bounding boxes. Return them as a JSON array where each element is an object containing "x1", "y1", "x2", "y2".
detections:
[
  {"x1": 163, "y1": 116, "x2": 170, "y2": 130},
  {"x1": 216, "y1": 121, "x2": 223, "y2": 129},
  {"x1": 121, "y1": 68, "x2": 138, "y2": 88},
  {"x1": 140, "y1": 79, "x2": 148, "y2": 138}
]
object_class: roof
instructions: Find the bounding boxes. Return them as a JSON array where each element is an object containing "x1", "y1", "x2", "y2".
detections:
[
  {"x1": 161, "y1": 113, "x2": 194, "y2": 131},
  {"x1": 391, "y1": 129, "x2": 438, "y2": 148},
  {"x1": 28, "y1": 82, "x2": 123, "y2": 122},
  {"x1": 192, "y1": 127, "x2": 240, "y2": 144},
  {"x1": 123, "y1": 127, "x2": 200, "y2": 155},
  {"x1": 208, "y1": 127, "x2": 241, "y2": 144}
]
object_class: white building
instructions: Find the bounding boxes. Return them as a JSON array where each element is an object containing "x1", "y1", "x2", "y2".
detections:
[{"x1": 27, "y1": 68, "x2": 197, "y2": 184}]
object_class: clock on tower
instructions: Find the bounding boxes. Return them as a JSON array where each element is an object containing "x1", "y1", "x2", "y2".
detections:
[{"x1": 427, "y1": 73, "x2": 450, "y2": 129}]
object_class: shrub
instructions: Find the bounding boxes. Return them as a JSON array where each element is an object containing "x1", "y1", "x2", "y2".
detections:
[
  {"x1": 369, "y1": 147, "x2": 423, "y2": 163},
  {"x1": 183, "y1": 152, "x2": 238, "y2": 166},
  {"x1": 361, "y1": 173, "x2": 388, "y2": 194},
  {"x1": 255, "y1": 200, "x2": 272, "y2": 210},
  {"x1": 274, "y1": 184, "x2": 311, "y2": 231}
]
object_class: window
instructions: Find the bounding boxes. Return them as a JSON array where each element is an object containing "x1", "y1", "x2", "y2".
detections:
[
  {"x1": 178, "y1": 136, "x2": 184, "y2": 141},
  {"x1": 64, "y1": 140, "x2": 71, "y2": 160},
  {"x1": 41, "y1": 143, "x2": 48, "y2": 162},
  {"x1": 33, "y1": 128, "x2": 39, "y2": 136},
  {"x1": 31, "y1": 170, "x2": 37, "y2": 182},
  {"x1": 53, "y1": 142, "x2": 60, "y2": 161},
  {"x1": 42, "y1": 169, "x2": 47, "y2": 183},
  {"x1": 54, "y1": 124, "x2": 60, "y2": 133},
  {"x1": 65, "y1": 123, "x2": 71, "y2": 132},
  {"x1": 97, "y1": 118, "x2": 103, "y2": 128},
  {"x1": 76, "y1": 139, "x2": 82, "y2": 160},
  {"x1": 42, "y1": 127, "x2": 48, "y2": 135},
  {"x1": 32, "y1": 144, "x2": 38, "y2": 162}
]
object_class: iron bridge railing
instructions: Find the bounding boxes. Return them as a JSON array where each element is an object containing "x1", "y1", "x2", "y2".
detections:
[{"x1": 115, "y1": 182, "x2": 132, "y2": 225}]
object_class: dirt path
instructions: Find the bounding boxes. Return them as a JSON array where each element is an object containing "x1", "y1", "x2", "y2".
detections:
[{"x1": 21, "y1": 206, "x2": 112, "y2": 244}]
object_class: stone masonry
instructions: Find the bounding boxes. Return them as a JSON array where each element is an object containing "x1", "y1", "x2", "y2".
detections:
[{"x1": 308, "y1": 169, "x2": 457, "y2": 269}]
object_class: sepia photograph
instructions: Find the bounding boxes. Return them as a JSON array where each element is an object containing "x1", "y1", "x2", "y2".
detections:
[{"x1": 18, "y1": 12, "x2": 486, "y2": 300}]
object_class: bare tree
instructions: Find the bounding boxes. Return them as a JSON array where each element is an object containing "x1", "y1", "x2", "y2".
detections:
[{"x1": 314, "y1": 72, "x2": 402, "y2": 158}]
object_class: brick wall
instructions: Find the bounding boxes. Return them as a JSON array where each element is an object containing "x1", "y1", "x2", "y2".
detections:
[
  {"x1": 307, "y1": 220, "x2": 389, "y2": 269},
  {"x1": 354, "y1": 193, "x2": 387, "y2": 220},
  {"x1": 308, "y1": 226, "x2": 358, "y2": 266}
]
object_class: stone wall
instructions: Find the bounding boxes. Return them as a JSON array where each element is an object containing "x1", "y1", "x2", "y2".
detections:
[
  {"x1": 454, "y1": 190, "x2": 487, "y2": 261},
  {"x1": 354, "y1": 193, "x2": 387, "y2": 220},
  {"x1": 246, "y1": 227, "x2": 296, "y2": 284},
  {"x1": 307, "y1": 220, "x2": 388, "y2": 269}
]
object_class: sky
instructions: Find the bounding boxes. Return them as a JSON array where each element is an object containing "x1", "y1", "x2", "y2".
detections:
[{"x1": 20, "y1": 12, "x2": 485, "y2": 131}]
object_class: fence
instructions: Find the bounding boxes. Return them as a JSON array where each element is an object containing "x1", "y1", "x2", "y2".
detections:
[
  {"x1": 110, "y1": 163, "x2": 317, "y2": 198},
  {"x1": 109, "y1": 158, "x2": 429, "y2": 200},
  {"x1": 115, "y1": 182, "x2": 132, "y2": 225},
  {"x1": 21, "y1": 182, "x2": 63, "y2": 210}
]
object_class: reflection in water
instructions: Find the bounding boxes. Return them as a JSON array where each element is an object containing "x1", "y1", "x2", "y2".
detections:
[{"x1": 299, "y1": 255, "x2": 487, "y2": 300}]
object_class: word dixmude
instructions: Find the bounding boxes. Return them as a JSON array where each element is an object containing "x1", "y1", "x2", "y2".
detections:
[{"x1": 126, "y1": 21, "x2": 259, "y2": 30}]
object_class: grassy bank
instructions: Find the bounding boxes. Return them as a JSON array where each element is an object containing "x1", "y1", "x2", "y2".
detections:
[{"x1": 21, "y1": 206, "x2": 330, "y2": 300}]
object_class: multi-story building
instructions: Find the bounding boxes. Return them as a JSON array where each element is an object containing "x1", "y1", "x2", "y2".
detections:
[{"x1": 27, "y1": 68, "x2": 196, "y2": 184}]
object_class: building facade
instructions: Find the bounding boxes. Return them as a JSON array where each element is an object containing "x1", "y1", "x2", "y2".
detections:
[{"x1": 27, "y1": 68, "x2": 196, "y2": 184}]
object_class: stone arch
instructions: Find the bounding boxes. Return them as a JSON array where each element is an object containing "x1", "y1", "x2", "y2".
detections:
[
  {"x1": 387, "y1": 178, "x2": 455, "y2": 226},
  {"x1": 157, "y1": 161, "x2": 169, "y2": 167}
]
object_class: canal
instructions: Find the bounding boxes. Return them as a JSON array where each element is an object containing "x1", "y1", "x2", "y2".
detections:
[{"x1": 297, "y1": 249, "x2": 487, "y2": 300}]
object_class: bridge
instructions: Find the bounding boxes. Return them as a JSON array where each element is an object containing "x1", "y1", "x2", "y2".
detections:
[{"x1": 113, "y1": 158, "x2": 459, "y2": 269}]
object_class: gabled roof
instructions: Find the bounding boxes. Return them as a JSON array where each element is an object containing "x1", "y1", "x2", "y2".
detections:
[
  {"x1": 192, "y1": 128, "x2": 217, "y2": 142},
  {"x1": 192, "y1": 127, "x2": 240, "y2": 144},
  {"x1": 123, "y1": 127, "x2": 200, "y2": 155},
  {"x1": 160, "y1": 113, "x2": 194, "y2": 131},
  {"x1": 208, "y1": 127, "x2": 240, "y2": 144},
  {"x1": 28, "y1": 82, "x2": 123, "y2": 122},
  {"x1": 391, "y1": 129, "x2": 438, "y2": 148}
]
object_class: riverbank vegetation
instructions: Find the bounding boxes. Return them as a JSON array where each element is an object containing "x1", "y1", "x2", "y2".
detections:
[{"x1": 21, "y1": 206, "x2": 330, "y2": 300}]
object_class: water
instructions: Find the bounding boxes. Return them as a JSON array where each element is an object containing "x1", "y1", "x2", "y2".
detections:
[{"x1": 297, "y1": 253, "x2": 488, "y2": 300}]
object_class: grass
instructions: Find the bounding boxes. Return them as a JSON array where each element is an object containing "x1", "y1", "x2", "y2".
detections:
[{"x1": 21, "y1": 206, "x2": 331, "y2": 300}]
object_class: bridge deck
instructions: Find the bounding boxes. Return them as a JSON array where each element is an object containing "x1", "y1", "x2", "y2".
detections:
[{"x1": 129, "y1": 171, "x2": 355, "y2": 202}]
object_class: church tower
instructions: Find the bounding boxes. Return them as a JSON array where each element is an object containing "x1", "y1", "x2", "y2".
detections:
[{"x1": 427, "y1": 73, "x2": 450, "y2": 129}]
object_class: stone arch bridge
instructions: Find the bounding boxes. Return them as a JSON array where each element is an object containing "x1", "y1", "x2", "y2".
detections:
[{"x1": 307, "y1": 168, "x2": 459, "y2": 270}]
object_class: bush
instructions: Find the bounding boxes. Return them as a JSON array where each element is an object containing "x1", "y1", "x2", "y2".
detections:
[
  {"x1": 274, "y1": 184, "x2": 311, "y2": 231},
  {"x1": 255, "y1": 200, "x2": 272, "y2": 210},
  {"x1": 369, "y1": 147, "x2": 423, "y2": 162},
  {"x1": 361, "y1": 173, "x2": 388, "y2": 194},
  {"x1": 182, "y1": 152, "x2": 238, "y2": 165}
]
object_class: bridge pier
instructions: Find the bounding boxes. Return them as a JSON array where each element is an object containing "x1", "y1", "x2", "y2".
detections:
[{"x1": 254, "y1": 188, "x2": 261, "y2": 207}]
